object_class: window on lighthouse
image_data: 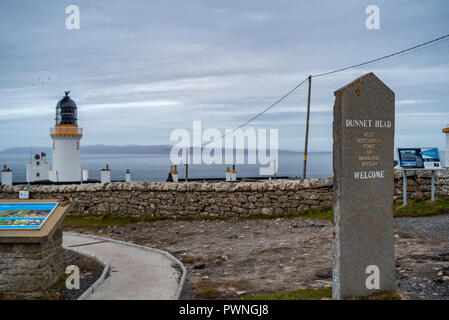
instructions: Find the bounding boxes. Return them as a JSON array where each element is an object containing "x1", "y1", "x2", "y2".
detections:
[{"x1": 77, "y1": 141, "x2": 79, "y2": 150}]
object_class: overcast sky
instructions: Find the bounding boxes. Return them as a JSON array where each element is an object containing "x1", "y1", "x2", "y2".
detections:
[{"x1": 0, "y1": 0, "x2": 448, "y2": 152}]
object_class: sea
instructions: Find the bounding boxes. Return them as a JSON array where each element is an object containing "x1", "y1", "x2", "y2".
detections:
[{"x1": 0, "y1": 151, "x2": 333, "y2": 182}]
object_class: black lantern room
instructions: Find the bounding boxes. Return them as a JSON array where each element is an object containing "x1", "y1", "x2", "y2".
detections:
[{"x1": 55, "y1": 91, "x2": 78, "y2": 125}]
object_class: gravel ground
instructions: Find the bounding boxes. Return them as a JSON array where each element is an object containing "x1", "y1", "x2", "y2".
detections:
[
  {"x1": 395, "y1": 215, "x2": 449, "y2": 241},
  {"x1": 394, "y1": 215, "x2": 449, "y2": 299},
  {"x1": 68, "y1": 215, "x2": 449, "y2": 300}
]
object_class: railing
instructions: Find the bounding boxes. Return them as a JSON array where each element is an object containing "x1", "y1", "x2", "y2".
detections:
[{"x1": 50, "y1": 127, "x2": 83, "y2": 136}]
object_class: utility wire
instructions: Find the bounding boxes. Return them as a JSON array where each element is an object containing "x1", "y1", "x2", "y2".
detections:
[
  {"x1": 201, "y1": 77, "x2": 309, "y2": 147},
  {"x1": 312, "y1": 33, "x2": 449, "y2": 78},
  {"x1": 202, "y1": 33, "x2": 449, "y2": 147}
]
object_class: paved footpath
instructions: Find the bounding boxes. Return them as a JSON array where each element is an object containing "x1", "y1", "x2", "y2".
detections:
[{"x1": 63, "y1": 232, "x2": 184, "y2": 300}]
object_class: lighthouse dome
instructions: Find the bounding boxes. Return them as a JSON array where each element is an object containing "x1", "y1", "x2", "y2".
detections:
[{"x1": 56, "y1": 91, "x2": 77, "y2": 125}]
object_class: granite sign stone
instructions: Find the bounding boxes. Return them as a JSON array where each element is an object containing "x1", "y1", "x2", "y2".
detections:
[{"x1": 332, "y1": 72, "x2": 395, "y2": 299}]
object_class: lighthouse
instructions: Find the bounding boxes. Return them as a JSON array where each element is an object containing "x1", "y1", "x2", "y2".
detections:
[{"x1": 49, "y1": 91, "x2": 83, "y2": 182}]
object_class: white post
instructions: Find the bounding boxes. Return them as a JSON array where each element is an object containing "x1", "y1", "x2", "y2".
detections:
[
  {"x1": 82, "y1": 168, "x2": 89, "y2": 181},
  {"x1": 173, "y1": 165, "x2": 179, "y2": 182},
  {"x1": 225, "y1": 167, "x2": 231, "y2": 182},
  {"x1": 403, "y1": 170, "x2": 407, "y2": 206},
  {"x1": 1, "y1": 165, "x2": 12, "y2": 186},
  {"x1": 231, "y1": 165, "x2": 237, "y2": 181},
  {"x1": 101, "y1": 164, "x2": 111, "y2": 184},
  {"x1": 125, "y1": 169, "x2": 131, "y2": 182},
  {"x1": 431, "y1": 170, "x2": 435, "y2": 202},
  {"x1": 445, "y1": 124, "x2": 449, "y2": 167}
]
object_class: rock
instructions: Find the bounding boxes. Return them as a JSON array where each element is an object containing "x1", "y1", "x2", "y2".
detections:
[
  {"x1": 236, "y1": 291, "x2": 247, "y2": 296},
  {"x1": 193, "y1": 263, "x2": 206, "y2": 270},
  {"x1": 315, "y1": 268, "x2": 332, "y2": 279}
]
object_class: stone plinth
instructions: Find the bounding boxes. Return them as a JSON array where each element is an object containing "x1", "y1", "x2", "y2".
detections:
[
  {"x1": 0, "y1": 226, "x2": 63, "y2": 298},
  {"x1": 0, "y1": 199, "x2": 71, "y2": 298}
]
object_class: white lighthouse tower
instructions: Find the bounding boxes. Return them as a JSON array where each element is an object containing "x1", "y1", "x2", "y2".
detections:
[{"x1": 49, "y1": 91, "x2": 83, "y2": 182}]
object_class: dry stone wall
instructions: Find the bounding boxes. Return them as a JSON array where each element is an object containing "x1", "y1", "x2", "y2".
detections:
[{"x1": 0, "y1": 169, "x2": 448, "y2": 218}]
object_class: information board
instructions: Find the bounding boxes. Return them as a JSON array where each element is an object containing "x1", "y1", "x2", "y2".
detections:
[
  {"x1": 397, "y1": 148, "x2": 442, "y2": 170},
  {"x1": 0, "y1": 203, "x2": 58, "y2": 230}
]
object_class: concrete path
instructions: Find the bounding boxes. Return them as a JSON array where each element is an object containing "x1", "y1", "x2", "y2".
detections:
[{"x1": 63, "y1": 232, "x2": 185, "y2": 300}]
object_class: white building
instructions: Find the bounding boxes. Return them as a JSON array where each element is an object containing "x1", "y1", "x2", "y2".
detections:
[
  {"x1": 50, "y1": 91, "x2": 83, "y2": 182},
  {"x1": 26, "y1": 153, "x2": 49, "y2": 182}
]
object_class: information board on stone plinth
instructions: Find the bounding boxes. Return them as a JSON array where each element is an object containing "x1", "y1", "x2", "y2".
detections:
[{"x1": 332, "y1": 72, "x2": 395, "y2": 299}]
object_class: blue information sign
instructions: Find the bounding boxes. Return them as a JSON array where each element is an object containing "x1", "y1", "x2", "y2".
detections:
[
  {"x1": 0, "y1": 203, "x2": 58, "y2": 230},
  {"x1": 397, "y1": 148, "x2": 442, "y2": 170}
]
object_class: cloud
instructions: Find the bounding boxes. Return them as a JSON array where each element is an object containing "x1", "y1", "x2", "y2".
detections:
[
  {"x1": 0, "y1": 0, "x2": 448, "y2": 152},
  {"x1": 396, "y1": 99, "x2": 434, "y2": 106},
  {"x1": 81, "y1": 100, "x2": 179, "y2": 112}
]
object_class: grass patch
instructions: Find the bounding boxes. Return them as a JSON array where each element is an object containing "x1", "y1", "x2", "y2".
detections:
[
  {"x1": 242, "y1": 287, "x2": 332, "y2": 300},
  {"x1": 181, "y1": 255, "x2": 202, "y2": 264},
  {"x1": 194, "y1": 280, "x2": 249, "y2": 299},
  {"x1": 393, "y1": 196, "x2": 449, "y2": 218},
  {"x1": 63, "y1": 206, "x2": 333, "y2": 229},
  {"x1": 242, "y1": 288, "x2": 403, "y2": 300},
  {"x1": 36, "y1": 276, "x2": 69, "y2": 300},
  {"x1": 345, "y1": 290, "x2": 403, "y2": 300},
  {"x1": 63, "y1": 215, "x2": 144, "y2": 229}
]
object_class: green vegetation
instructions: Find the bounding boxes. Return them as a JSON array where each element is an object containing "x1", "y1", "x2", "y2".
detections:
[
  {"x1": 242, "y1": 287, "x2": 403, "y2": 300},
  {"x1": 394, "y1": 196, "x2": 449, "y2": 218},
  {"x1": 63, "y1": 215, "x2": 145, "y2": 229},
  {"x1": 242, "y1": 287, "x2": 332, "y2": 300},
  {"x1": 36, "y1": 276, "x2": 69, "y2": 300},
  {"x1": 344, "y1": 290, "x2": 403, "y2": 300},
  {"x1": 63, "y1": 207, "x2": 333, "y2": 229},
  {"x1": 194, "y1": 280, "x2": 249, "y2": 299},
  {"x1": 181, "y1": 255, "x2": 201, "y2": 264}
]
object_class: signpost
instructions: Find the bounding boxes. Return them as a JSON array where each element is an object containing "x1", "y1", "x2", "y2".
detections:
[
  {"x1": 397, "y1": 147, "x2": 442, "y2": 204},
  {"x1": 332, "y1": 73, "x2": 396, "y2": 299}
]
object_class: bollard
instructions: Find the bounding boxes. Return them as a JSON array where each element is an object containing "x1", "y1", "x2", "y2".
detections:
[
  {"x1": 101, "y1": 164, "x2": 111, "y2": 184},
  {"x1": 1, "y1": 165, "x2": 12, "y2": 186},
  {"x1": 82, "y1": 168, "x2": 89, "y2": 181},
  {"x1": 231, "y1": 165, "x2": 237, "y2": 181},
  {"x1": 225, "y1": 167, "x2": 231, "y2": 182},
  {"x1": 173, "y1": 165, "x2": 179, "y2": 182}
]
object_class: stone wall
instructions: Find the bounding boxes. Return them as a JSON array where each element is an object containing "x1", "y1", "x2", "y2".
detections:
[
  {"x1": 0, "y1": 179, "x2": 334, "y2": 218},
  {"x1": 393, "y1": 169, "x2": 449, "y2": 201},
  {"x1": 0, "y1": 226, "x2": 64, "y2": 298},
  {"x1": 0, "y1": 169, "x2": 448, "y2": 218}
]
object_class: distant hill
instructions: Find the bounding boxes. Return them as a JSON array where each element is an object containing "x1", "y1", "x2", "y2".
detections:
[
  {"x1": 0, "y1": 147, "x2": 52, "y2": 155},
  {"x1": 0, "y1": 145, "x2": 321, "y2": 155},
  {"x1": 0, "y1": 145, "x2": 172, "y2": 155},
  {"x1": 80, "y1": 144, "x2": 173, "y2": 154}
]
